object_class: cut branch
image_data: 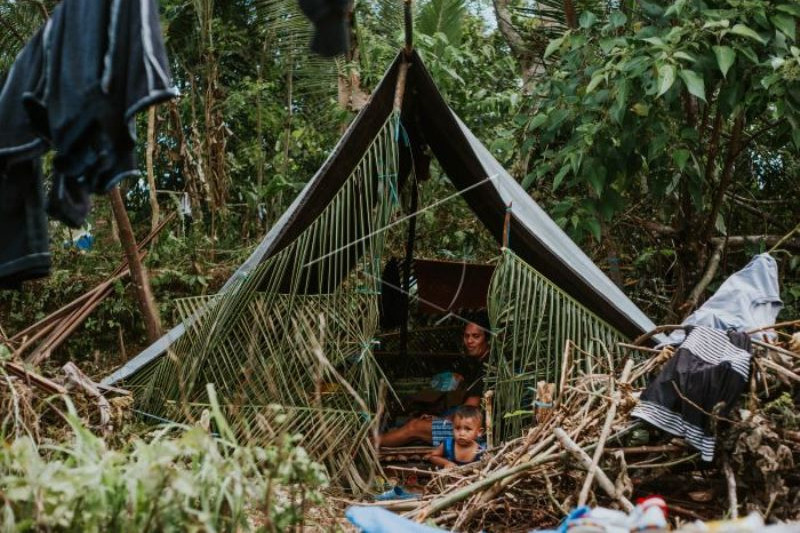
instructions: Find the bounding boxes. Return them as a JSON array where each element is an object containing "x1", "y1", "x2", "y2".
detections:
[
  {"x1": 683, "y1": 238, "x2": 726, "y2": 316},
  {"x1": 62, "y1": 362, "x2": 112, "y2": 436},
  {"x1": 578, "y1": 359, "x2": 633, "y2": 506},
  {"x1": 555, "y1": 427, "x2": 634, "y2": 512},
  {"x1": 712, "y1": 235, "x2": 800, "y2": 250}
]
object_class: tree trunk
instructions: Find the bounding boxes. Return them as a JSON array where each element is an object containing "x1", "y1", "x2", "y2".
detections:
[
  {"x1": 146, "y1": 106, "x2": 160, "y2": 233},
  {"x1": 492, "y1": 0, "x2": 543, "y2": 93},
  {"x1": 109, "y1": 187, "x2": 162, "y2": 343}
]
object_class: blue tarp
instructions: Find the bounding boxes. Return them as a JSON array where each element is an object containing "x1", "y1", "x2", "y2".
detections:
[{"x1": 346, "y1": 506, "x2": 447, "y2": 533}]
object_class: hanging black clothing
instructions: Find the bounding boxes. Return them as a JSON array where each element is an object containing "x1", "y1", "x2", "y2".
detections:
[
  {"x1": 39, "y1": 0, "x2": 176, "y2": 197},
  {"x1": 0, "y1": 28, "x2": 49, "y2": 287},
  {"x1": 631, "y1": 326, "x2": 752, "y2": 461},
  {"x1": 0, "y1": 159, "x2": 50, "y2": 289},
  {"x1": 0, "y1": 27, "x2": 47, "y2": 162},
  {"x1": 0, "y1": 0, "x2": 176, "y2": 288}
]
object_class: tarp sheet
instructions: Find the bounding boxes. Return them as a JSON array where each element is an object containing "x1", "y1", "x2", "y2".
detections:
[
  {"x1": 663, "y1": 253, "x2": 782, "y2": 345},
  {"x1": 103, "y1": 51, "x2": 656, "y2": 386}
]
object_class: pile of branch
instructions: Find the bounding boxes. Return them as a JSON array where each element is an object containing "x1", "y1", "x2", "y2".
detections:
[
  {"x1": 0, "y1": 357, "x2": 132, "y2": 444},
  {"x1": 0, "y1": 212, "x2": 174, "y2": 367},
  {"x1": 396, "y1": 323, "x2": 800, "y2": 531}
]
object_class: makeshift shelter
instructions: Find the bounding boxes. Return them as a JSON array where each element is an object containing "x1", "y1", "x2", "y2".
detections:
[{"x1": 103, "y1": 51, "x2": 656, "y2": 491}]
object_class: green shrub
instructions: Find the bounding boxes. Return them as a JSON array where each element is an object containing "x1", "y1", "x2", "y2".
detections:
[{"x1": 0, "y1": 394, "x2": 327, "y2": 532}]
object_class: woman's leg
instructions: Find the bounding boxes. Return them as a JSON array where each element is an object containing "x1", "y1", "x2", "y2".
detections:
[{"x1": 377, "y1": 417, "x2": 433, "y2": 447}]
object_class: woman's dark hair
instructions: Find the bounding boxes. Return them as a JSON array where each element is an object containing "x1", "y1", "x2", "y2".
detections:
[{"x1": 470, "y1": 310, "x2": 490, "y2": 334}]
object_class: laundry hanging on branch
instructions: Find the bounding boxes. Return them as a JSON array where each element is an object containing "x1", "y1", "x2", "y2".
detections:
[{"x1": 0, "y1": 0, "x2": 177, "y2": 289}]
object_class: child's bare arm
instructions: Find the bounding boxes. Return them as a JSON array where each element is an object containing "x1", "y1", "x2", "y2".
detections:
[
  {"x1": 425, "y1": 444, "x2": 456, "y2": 468},
  {"x1": 424, "y1": 443, "x2": 444, "y2": 460}
]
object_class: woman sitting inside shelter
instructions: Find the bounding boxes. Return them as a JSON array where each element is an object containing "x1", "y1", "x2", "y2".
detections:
[{"x1": 377, "y1": 316, "x2": 490, "y2": 448}]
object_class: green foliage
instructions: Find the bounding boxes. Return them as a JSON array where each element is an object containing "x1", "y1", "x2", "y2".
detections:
[
  {"x1": 522, "y1": 0, "x2": 800, "y2": 243},
  {"x1": 0, "y1": 398, "x2": 327, "y2": 532},
  {"x1": 417, "y1": 0, "x2": 467, "y2": 46}
]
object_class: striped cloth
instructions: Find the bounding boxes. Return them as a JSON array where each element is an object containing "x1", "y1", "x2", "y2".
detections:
[
  {"x1": 631, "y1": 326, "x2": 752, "y2": 461},
  {"x1": 431, "y1": 418, "x2": 452, "y2": 446}
]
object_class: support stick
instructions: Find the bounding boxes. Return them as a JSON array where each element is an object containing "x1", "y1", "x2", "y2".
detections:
[
  {"x1": 555, "y1": 427, "x2": 633, "y2": 512},
  {"x1": 578, "y1": 359, "x2": 633, "y2": 507}
]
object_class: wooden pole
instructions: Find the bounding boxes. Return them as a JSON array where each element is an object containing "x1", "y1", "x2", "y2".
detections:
[
  {"x1": 145, "y1": 106, "x2": 160, "y2": 233},
  {"x1": 400, "y1": 178, "x2": 418, "y2": 359},
  {"x1": 109, "y1": 187, "x2": 162, "y2": 343},
  {"x1": 578, "y1": 359, "x2": 633, "y2": 506},
  {"x1": 393, "y1": 60, "x2": 410, "y2": 113},
  {"x1": 555, "y1": 427, "x2": 634, "y2": 512}
]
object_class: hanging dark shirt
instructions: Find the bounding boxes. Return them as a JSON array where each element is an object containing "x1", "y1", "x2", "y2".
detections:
[
  {"x1": 0, "y1": 0, "x2": 176, "y2": 288},
  {"x1": 0, "y1": 159, "x2": 49, "y2": 289}
]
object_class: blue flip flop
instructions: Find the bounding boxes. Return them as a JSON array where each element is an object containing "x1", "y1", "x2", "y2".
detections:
[{"x1": 373, "y1": 485, "x2": 420, "y2": 501}]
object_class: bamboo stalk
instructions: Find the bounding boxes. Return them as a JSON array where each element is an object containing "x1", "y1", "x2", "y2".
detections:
[
  {"x1": 414, "y1": 450, "x2": 562, "y2": 522},
  {"x1": 11, "y1": 212, "x2": 175, "y2": 346},
  {"x1": 414, "y1": 423, "x2": 641, "y2": 522},
  {"x1": 554, "y1": 427, "x2": 633, "y2": 512},
  {"x1": 12, "y1": 320, "x2": 59, "y2": 357},
  {"x1": 722, "y1": 456, "x2": 738, "y2": 519},
  {"x1": 25, "y1": 280, "x2": 116, "y2": 365},
  {"x1": 756, "y1": 357, "x2": 800, "y2": 382},
  {"x1": 753, "y1": 339, "x2": 800, "y2": 360},
  {"x1": 578, "y1": 359, "x2": 633, "y2": 507},
  {"x1": 10, "y1": 285, "x2": 104, "y2": 342}
]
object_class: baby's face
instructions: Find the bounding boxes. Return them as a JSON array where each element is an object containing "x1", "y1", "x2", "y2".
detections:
[{"x1": 453, "y1": 415, "x2": 482, "y2": 446}]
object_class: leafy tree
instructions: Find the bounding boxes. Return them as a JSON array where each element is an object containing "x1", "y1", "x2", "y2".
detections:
[{"x1": 520, "y1": 0, "x2": 800, "y2": 318}]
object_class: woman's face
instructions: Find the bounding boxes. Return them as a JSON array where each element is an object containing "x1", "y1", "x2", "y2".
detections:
[{"x1": 463, "y1": 322, "x2": 488, "y2": 358}]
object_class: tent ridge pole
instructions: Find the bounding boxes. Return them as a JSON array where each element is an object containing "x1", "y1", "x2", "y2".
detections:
[{"x1": 393, "y1": 59, "x2": 410, "y2": 112}]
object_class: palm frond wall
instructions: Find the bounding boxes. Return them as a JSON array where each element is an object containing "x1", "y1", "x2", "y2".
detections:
[
  {"x1": 134, "y1": 113, "x2": 402, "y2": 492},
  {"x1": 487, "y1": 248, "x2": 623, "y2": 441}
]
